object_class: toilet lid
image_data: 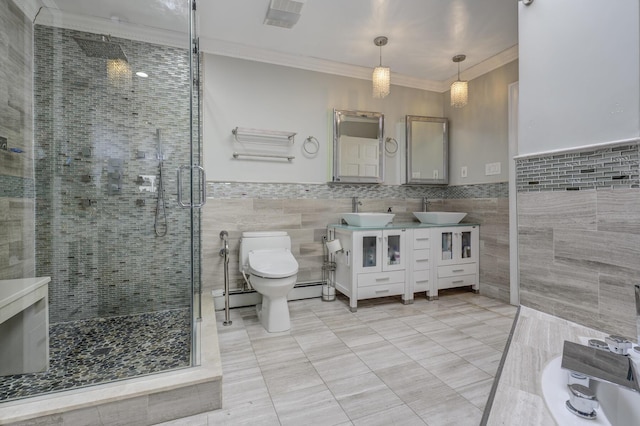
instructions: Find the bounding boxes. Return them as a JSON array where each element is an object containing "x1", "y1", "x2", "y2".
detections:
[{"x1": 248, "y1": 249, "x2": 298, "y2": 279}]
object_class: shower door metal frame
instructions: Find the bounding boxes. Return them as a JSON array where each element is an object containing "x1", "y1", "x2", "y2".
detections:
[{"x1": 188, "y1": 0, "x2": 204, "y2": 366}]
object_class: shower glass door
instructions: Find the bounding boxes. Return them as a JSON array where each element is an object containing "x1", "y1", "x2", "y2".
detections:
[{"x1": 0, "y1": 0, "x2": 201, "y2": 401}]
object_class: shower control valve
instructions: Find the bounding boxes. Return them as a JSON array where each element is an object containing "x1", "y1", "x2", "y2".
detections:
[{"x1": 138, "y1": 175, "x2": 157, "y2": 193}]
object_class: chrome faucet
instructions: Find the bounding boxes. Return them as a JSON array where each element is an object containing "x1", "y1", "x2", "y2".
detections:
[
  {"x1": 352, "y1": 197, "x2": 362, "y2": 213},
  {"x1": 561, "y1": 340, "x2": 640, "y2": 392},
  {"x1": 422, "y1": 197, "x2": 430, "y2": 212}
]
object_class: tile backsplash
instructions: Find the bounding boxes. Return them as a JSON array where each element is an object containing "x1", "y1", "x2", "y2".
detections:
[{"x1": 517, "y1": 143, "x2": 639, "y2": 191}]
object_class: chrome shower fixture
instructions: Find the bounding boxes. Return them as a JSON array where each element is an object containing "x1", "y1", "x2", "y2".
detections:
[{"x1": 73, "y1": 35, "x2": 128, "y2": 62}]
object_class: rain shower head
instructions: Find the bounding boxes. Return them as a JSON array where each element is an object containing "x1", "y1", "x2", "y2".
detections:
[{"x1": 73, "y1": 35, "x2": 128, "y2": 62}]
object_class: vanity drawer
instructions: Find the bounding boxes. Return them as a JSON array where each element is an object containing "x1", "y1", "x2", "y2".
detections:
[
  {"x1": 358, "y1": 282, "x2": 405, "y2": 300},
  {"x1": 437, "y1": 263, "x2": 476, "y2": 278},
  {"x1": 413, "y1": 269, "x2": 430, "y2": 291},
  {"x1": 413, "y1": 229, "x2": 431, "y2": 250},
  {"x1": 412, "y1": 249, "x2": 430, "y2": 271},
  {"x1": 437, "y1": 274, "x2": 476, "y2": 290},
  {"x1": 357, "y1": 271, "x2": 405, "y2": 287}
]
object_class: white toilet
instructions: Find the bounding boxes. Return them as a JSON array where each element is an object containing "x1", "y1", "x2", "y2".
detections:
[{"x1": 239, "y1": 231, "x2": 299, "y2": 332}]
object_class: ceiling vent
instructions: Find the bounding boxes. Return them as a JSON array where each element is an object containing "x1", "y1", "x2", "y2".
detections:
[{"x1": 264, "y1": 0, "x2": 305, "y2": 29}]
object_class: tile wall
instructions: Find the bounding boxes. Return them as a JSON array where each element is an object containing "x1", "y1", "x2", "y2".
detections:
[
  {"x1": 0, "y1": 2, "x2": 35, "y2": 280},
  {"x1": 33, "y1": 25, "x2": 194, "y2": 323},
  {"x1": 517, "y1": 142, "x2": 640, "y2": 339},
  {"x1": 202, "y1": 181, "x2": 511, "y2": 303}
]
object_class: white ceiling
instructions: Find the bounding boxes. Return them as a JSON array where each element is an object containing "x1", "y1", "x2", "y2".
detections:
[{"x1": 31, "y1": 0, "x2": 519, "y2": 91}]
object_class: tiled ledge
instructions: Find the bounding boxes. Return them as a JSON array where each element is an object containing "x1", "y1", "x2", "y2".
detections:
[
  {"x1": 484, "y1": 306, "x2": 606, "y2": 425},
  {"x1": 0, "y1": 297, "x2": 222, "y2": 425}
]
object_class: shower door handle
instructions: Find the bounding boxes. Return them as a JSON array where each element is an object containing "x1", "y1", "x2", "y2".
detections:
[{"x1": 177, "y1": 165, "x2": 207, "y2": 208}]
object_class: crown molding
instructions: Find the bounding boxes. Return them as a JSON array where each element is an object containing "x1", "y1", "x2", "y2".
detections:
[
  {"x1": 199, "y1": 37, "x2": 517, "y2": 93},
  {"x1": 199, "y1": 36, "x2": 445, "y2": 92},
  {"x1": 443, "y1": 45, "x2": 519, "y2": 89},
  {"x1": 28, "y1": 7, "x2": 518, "y2": 93},
  {"x1": 12, "y1": 0, "x2": 44, "y2": 22},
  {"x1": 33, "y1": 8, "x2": 187, "y2": 49}
]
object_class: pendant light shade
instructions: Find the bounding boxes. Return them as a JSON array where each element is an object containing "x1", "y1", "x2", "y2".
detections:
[
  {"x1": 372, "y1": 36, "x2": 390, "y2": 99},
  {"x1": 372, "y1": 66, "x2": 390, "y2": 99},
  {"x1": 450, "y1": 54, "x2": 468, "y2": 108}
]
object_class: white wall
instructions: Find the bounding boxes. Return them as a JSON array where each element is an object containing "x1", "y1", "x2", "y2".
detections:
[
  {"x1": 445, "y1": 60, "x2": 518, "y2": 185},
  {"x1": 518, "y1": 0, "x2": 640, "y2": 155},
  {"x1": 203, "y1": 54, "x2": 442, "y2": 184}
]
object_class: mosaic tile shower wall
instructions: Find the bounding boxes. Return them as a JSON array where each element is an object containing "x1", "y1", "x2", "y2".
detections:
[{"x1": 34, "y1": 26, "x2": 193, "y2": 323}]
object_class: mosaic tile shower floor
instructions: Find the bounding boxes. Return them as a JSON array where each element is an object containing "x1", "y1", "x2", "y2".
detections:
[{"x1": 0, "y1": 309, "x2": 191, "y2": 402}]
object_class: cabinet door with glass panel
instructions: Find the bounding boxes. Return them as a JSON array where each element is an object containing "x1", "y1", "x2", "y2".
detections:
[
  {"x1": 354, "y1": 229, "x2": 405, "y2": 273},
  {"x1": 435, "y1": 226, "x2": 478, "y2": 266}
]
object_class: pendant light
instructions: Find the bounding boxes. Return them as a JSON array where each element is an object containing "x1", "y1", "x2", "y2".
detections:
[
  {"x1": 372, "y1": 36, "x2": 390, "y2": 99},
  {"x1": 450, "y1": 54, "x2": 468, "y2": 108}
]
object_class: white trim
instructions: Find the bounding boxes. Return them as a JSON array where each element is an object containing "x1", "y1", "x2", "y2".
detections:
[
  {"x1": 201, "y1": 38, "x2": 519, "y2": 93},
  {"x1": 199, "y1": 36, "x2": 445, "y2": 92},
  {"x1": 34, "y1": 8, "x2": 188, "y2": 49},
  {"x1": 444, "y1": 45, "x2": 520, "y2": 89},
  {"x1": 11, "y1": 0, "x2": 44, "y2": 22},
  {"x1": 508, "y1": 82, "x2": 519, "y2": 307},
  {"x1": 514, "y1": 136, "x2": 640, "y2": 160},
  {"x1": 30, "y1": 7, "x2": 519, "y2": 93}
]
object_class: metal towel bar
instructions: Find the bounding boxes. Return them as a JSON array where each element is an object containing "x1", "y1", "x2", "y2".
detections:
[
  {"x1": 232, "y1": 127, "x2": 296, "y2": 143},
  {"x1": 232, "y1": 152, "x2": 294, "y2": 161}
]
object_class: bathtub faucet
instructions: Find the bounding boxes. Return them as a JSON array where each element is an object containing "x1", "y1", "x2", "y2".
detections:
[{"x1": 561, "y1": 340, "x2": 640, "y2": 393}]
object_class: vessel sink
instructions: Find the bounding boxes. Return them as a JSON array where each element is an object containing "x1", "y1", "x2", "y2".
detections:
[
  {"x1": 413, "y1": 212, "x2": 467, "y2": 224},
  {"x1": 342, "y1": 213, "x2": 395, "y2": 227}
]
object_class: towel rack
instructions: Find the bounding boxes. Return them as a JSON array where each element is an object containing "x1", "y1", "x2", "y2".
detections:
[
  {"x1": 232, "y1": 127, "x2": 296, "y2": 144},
  {"x1": 233, "y1": 152, "x2": 294, "y2": 161}
]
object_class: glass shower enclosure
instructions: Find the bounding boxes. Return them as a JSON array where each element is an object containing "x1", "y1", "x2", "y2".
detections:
[{"x1": 0, "y1": 0, "x2": 203, "y2": 401}]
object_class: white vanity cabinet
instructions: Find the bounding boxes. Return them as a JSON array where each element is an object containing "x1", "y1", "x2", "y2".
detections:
[
  {"x1": 432, "y1": 225, "x2": 479, "y2": 298},
  {"x1": 331, "y1": 228, "x2": 408, "y2": 312},
  {"x1": 329, "y1": 223, "x2": 480, "y2": 309},
  {"x1": 408, "y1": 228, "x2": 434, "y2": 299}
]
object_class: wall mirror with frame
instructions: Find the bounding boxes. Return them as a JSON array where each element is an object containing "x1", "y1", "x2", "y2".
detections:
[
  {"x1": 332, "y1": 109, "x2": 384, "y2": 183},
  {"x1": 405, "y1": 115, "x2": 448, "y2": 185}
]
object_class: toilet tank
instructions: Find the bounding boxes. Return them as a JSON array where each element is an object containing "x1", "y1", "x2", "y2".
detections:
[{"x1": 239, "y1": 231, "x2": 291, "y2": 272}]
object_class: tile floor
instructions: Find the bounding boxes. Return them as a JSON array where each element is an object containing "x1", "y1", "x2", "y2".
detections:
[{"x1": 159, "y1": 289, "x2": 517, "y2": 426}]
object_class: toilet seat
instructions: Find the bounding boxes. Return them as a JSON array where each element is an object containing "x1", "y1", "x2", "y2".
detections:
[{"x1": 248, "y1": 249, "x2": 298, "y2": 279}]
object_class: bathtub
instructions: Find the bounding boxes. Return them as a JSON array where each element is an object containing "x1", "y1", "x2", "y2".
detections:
[{"x1": 541, "y1": 342, "x2": 640, "y2": 425}]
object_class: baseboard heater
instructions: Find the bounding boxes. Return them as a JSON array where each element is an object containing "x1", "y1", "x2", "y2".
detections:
[{"x1": 216, "y1": 282, "x2": 323, "y2": 309}]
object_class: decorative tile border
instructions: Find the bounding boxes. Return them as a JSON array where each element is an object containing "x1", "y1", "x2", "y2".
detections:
[
  {"x1": 207, "y1": 181, "x2": 508, "y2": 199},
  {"x1": 516, "y1": 143, "x2": 640, "y2": 192}
]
